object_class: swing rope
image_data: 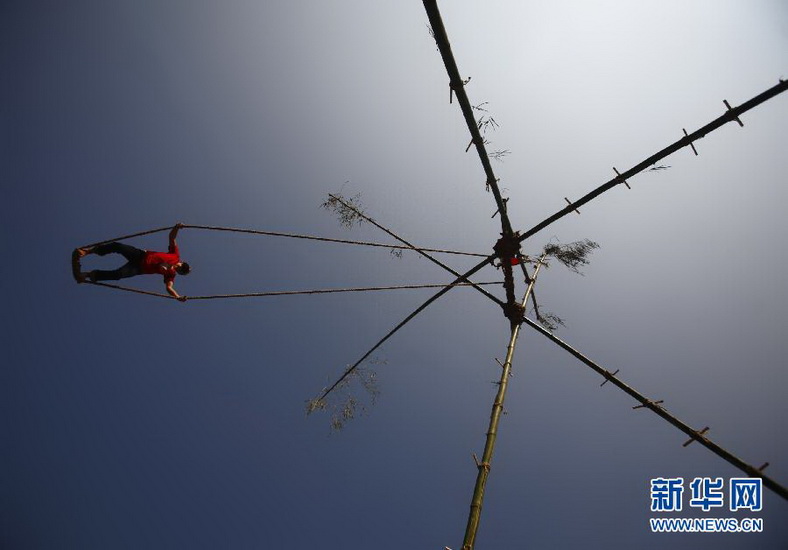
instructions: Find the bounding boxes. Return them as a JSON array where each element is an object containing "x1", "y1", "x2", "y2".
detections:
[
  {"x1": 85, "y1": 280, "x2": 504, "y2": 300},
  {"x1": 76, "y1": 223, "x2": 500, "y2": 300},
  {"x1": 79, "y1": 224, "x2": 489, "y2": 258}
]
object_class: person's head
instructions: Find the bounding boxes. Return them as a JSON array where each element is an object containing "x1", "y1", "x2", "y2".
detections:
[{"x1": 176, "y1": 262, "x2": 191, "y2": 276}]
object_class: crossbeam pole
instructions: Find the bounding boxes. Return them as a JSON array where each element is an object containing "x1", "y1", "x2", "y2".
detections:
[
  {"x1": 517, "y1": 79, "x2": 788, "y2": 244},
  {"x1": 523, "y1": 317, "x2": 788, "y2": 501}
]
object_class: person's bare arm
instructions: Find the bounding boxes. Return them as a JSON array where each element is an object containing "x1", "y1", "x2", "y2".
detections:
[
  {"x1": 166, "y1": 280, "x2": 187, "y2": 302},
  {"x1": 168, "y1": 222, "x2": 184, "y2": 250}
]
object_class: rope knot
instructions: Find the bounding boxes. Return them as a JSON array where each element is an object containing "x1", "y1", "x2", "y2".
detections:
[
  {"x1": 502, "y1": 302, "x2": 525, "y2": 324},
  {"x1": 493, "y1": 233, "x2": 521, "y2": 266}
]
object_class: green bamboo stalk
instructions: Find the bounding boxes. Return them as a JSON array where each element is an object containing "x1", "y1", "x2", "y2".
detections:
[{"x1": 462, "y1": 256, "x2": 546, "y2": 549}]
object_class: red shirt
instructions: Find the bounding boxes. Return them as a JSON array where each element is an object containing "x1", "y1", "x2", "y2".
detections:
[{"x1": 140, "y1": 244, "x2": 180, "y2": 283}]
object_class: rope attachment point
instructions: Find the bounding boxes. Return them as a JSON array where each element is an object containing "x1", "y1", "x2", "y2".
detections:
[
  {"x1": 472, "y1": 453, "x2": 491, "y2": 472},
  {"x1": 493, "y1": 232, "x2": 523, "y2": 322},
  {"x1": 493, "y1": 233, "x2": 521, "y2": 265},
  {"x1": 502, "y1": 302, "x2": 525, "y2": 324}
]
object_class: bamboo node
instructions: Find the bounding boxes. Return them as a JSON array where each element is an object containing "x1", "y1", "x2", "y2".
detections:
[
  {"x1": 472, "y1": 453, "x2": 490, "y2": 472},
  {"x1": 600, "y1": 369, "x2": 620, "y2": 387},
  {"x1": 491, "y1": 197, "x2": 510, "y2": 218},
  {"x1": 564, "y1": 197, "x2": 581, "y2": 214},
  {"x1": 683, "y1": 426, "x2": 710, "y2": 447},
  {"x1": 450, "y1": 77, "x2": 471, "y2": 104},
  {"x1": 683, "y1": 128, "x2": 699, "y2": 156},
  {"x1": 723, "y1": 99, "x2": 744, "y2": 127},
  {"x1": 633, "y1": 399, "x2": 664, "y2": 410},
  {"x1": 613, "y1": 167, "x2": 631, "y2": 189}
]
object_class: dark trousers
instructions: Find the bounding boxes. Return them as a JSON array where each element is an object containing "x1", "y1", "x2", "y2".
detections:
[{"x1": 91, "y1": 242, "x2": 145, "y2": 281}]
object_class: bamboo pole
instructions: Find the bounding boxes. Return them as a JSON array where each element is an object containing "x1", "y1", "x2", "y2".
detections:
[
  {"x1": 422, "y1": 0, "x2": 513, "y2": 238},
  {"x1": 522, "y1": 318, "x2": 788, "y2": 501},
  {"x1": 462, "y1": 257, "x2": 546, "y2": 549},
  {"x1": 517, "y1": 78, "x2": 788, "y2": 245}
]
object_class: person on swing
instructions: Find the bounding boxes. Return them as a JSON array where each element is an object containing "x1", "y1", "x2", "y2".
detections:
[{"x1": 77, "y1": 223, "x2": 190, "y2": 301}]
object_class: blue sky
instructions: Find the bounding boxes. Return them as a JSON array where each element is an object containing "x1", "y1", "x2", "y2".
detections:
[{"x1": 3, "y1": 1, "x2": 787, "y2": 548}]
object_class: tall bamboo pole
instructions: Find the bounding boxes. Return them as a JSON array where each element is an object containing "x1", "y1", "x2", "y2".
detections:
[
  {"x1": 462, "y1": 258, "x2": 545, "y2": 549},
  {"x1": 422, "y1": 0, "x2": 513, "y2": 237}
]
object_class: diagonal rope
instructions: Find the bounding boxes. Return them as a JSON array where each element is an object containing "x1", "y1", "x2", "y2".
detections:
[
  {"x1": 517, "y1": 79, "x2": 788, "y2": 245},
  {"x1": 522, "y1": 317, "x2": 788, "y2": 500},
  {"x1": 311, "y1": 255, "x2": 493, "y2": 404},
  {"x1": 81, "y1": 226, "x2": 175, "y2": 249},
  {"x1": 84, "y1": 280, "x2": 503, "y2": 300},
  {"x1": 183, "y1": 224, "x2": 489, "y2": 257},
  {"x1": 78, "y1": 224, "x2": 489, "y2": 258},
  {"x1": 326, "y1": 194, "x2": 504, "y2": 307}
]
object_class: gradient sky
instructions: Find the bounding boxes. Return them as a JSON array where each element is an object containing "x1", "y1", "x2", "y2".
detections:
[{"x1": 3, "y1": 1, "x2": 787, "y2": 548}]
